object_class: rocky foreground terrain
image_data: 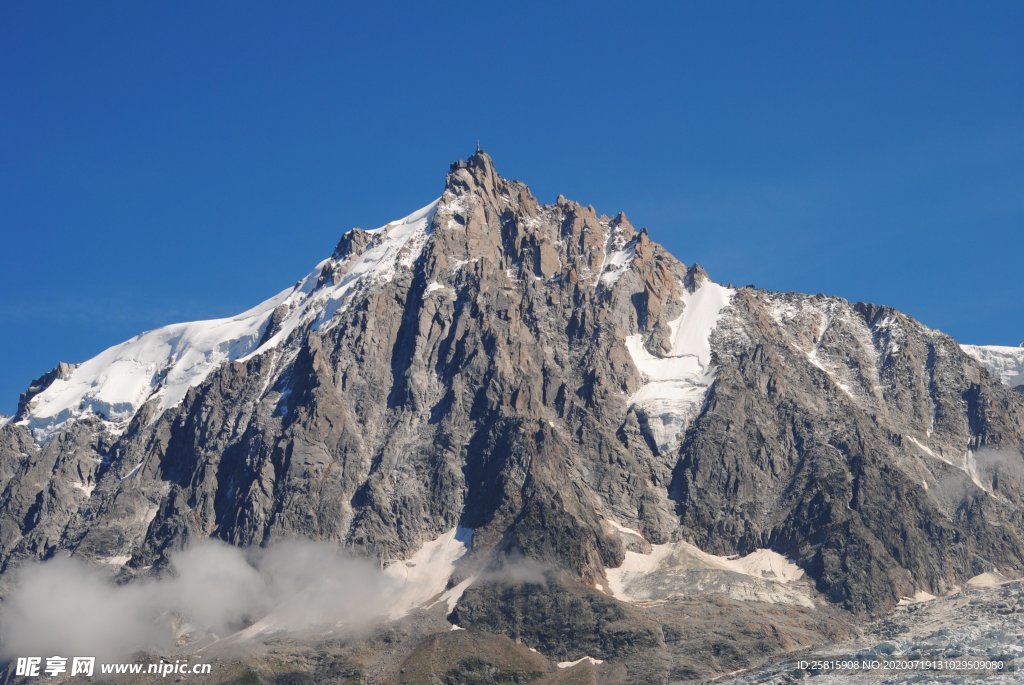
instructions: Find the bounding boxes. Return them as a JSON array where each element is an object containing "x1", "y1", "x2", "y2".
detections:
[
  {"x1": 1, "y1": 152, "x2": 1022, "y2": 683},
  {"x1": 717, "y1": 577, "x2": 1024, "y2": 684}
]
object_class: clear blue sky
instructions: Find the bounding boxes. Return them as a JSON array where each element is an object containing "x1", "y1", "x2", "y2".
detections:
[{"x1": 1, "y1": 2, "x2": 1021, "y2": 414}]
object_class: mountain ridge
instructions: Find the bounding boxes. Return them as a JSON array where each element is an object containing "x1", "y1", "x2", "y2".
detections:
[{"x1": 1, "y1": 153, "x2": 1023, "y2": 682}]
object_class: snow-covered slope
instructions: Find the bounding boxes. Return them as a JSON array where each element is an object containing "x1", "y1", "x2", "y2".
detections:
[
  {"x1": 961, "y1": 344, "x2": 1024, "y2": 389},
  {"x1": 18, "y1": 201, "x2": 438, "y2": 440}
]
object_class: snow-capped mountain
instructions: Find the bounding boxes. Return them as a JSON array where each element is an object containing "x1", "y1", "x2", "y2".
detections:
[
  {"x1": 16, "y1": 202, "x2": 438, "y2": 441},
  {"x1": 2, "y1": 151, "x2": 1023, "y2": 683}
]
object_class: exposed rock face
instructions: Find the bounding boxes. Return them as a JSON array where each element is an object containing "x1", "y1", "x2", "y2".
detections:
[{"x1": 1, "y1": 152, "x2": 1022, "y2": 647}]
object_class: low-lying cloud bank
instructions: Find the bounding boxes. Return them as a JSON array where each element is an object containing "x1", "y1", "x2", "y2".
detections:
[{"x1": 1, "y1": 530, "x2": 472, "y2": 660}]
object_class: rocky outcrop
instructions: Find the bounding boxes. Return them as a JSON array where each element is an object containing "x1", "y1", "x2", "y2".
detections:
[
  {"x1": 13, "y1": 362, "x2": 76, "y2": 420},
  {"x1": 671, "y1": 293, "x2": 1024, "y2": 612},
  {"x1": 452, "y1": 572, "x2": 851, "y2": 683}
]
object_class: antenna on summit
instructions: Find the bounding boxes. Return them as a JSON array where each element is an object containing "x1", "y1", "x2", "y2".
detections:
[{"x1": 476, "y1": 139, "x2": 482, "y2": 153}]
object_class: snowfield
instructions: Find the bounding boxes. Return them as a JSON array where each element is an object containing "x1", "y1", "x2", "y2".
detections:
[
  {"x1": 961, "y1": 343, "x2": 1024, "y2": 389},
  {"x1": 624, "y1": 280, "x2": 735, "y2": 453},
  {"x1": 383, "y1": 527, "x2": 474, "y2": 620}
]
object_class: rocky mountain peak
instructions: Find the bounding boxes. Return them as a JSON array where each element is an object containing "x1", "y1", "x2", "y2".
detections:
[
  {"x1": 429, "y1": 151, "x2": 658, "y2": 294},
  {"x1": 332, "y1": 225, "x2": 374, "y2": 260},
  {"x1": 683, "y1": 263, "x2": 710, "y2": 291},
  {"x1": 446, "y1": 149, "x2": 502, "y2": 199},
  {"x1": 610, "y1": 211, "x2": 636, "y2": 234}
]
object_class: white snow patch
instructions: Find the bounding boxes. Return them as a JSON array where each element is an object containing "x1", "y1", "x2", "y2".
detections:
[
  {"x1": 100, "y1": 555, "x2": 131, "y2": 566},
  {"x1": 382, "y1": 527, "x2": 472, "y2": 620},
  {"x1": 121, "y1": 462, "x2": 143, "y2": 481},
  {"x1": 966, "y1": 571, "x2": 1008, "y2": 588},
  {"x1": 449, "y1": 624, "x2": 464, "y2": 631},
  {"x1": 19, "y1": 201, "x2": 439, "y2": 441},
  {"x1": 424, "y1": 281, "x2": 447, "y2": 296},
  {"x1": 961, "y1": 344, "x2": 1024, "y2": 389},
  {"x1": 905, "y1": 435, "x2": 952, "y2": 465},
  {"x1": 596, "y1": 221, "x2": 637, "y2": 285},
  {"x1": 728, "y1": 549, "x2": 806, "y2": 583},
  {"x1": 72, "y1": 481, "x2": 95, "y2": 497},
  {"x1": 624, "y1": 281, "x2": 735, "y2": 452},
  {"x1": 428, "y1": 575, "x2": 477, "y2": 615},
  {"x1": 139, "y1": 504, "x2": 160, "y2": 527},
  {"x1": 898, "y1": 590, "x2": 937, "y2": 605},
  {"x1": 603, "y1": 518, "x2": 646, "y2": 539},
  {"x1": 557, "y1": 656, "x2": 604, "y2": 668},
  {"x1": 603, "y1": 518, "x2": 811, "y2": 608},
  {"x1": 599, "y1": 242, "x2": 636, "y2": 285}
]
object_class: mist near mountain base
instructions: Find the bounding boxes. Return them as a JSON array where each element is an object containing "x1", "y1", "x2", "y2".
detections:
[{"x1": 0, "y1": 539, "x2": 394, "y2": 660}]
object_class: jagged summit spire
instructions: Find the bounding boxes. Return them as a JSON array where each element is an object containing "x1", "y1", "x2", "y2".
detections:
[
  {"x1": 446, "y1": 149, "x2": 502, "y2": 198},
  {"x1": 449, "y1": 148, "x2": 495, "y2": 173}
]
